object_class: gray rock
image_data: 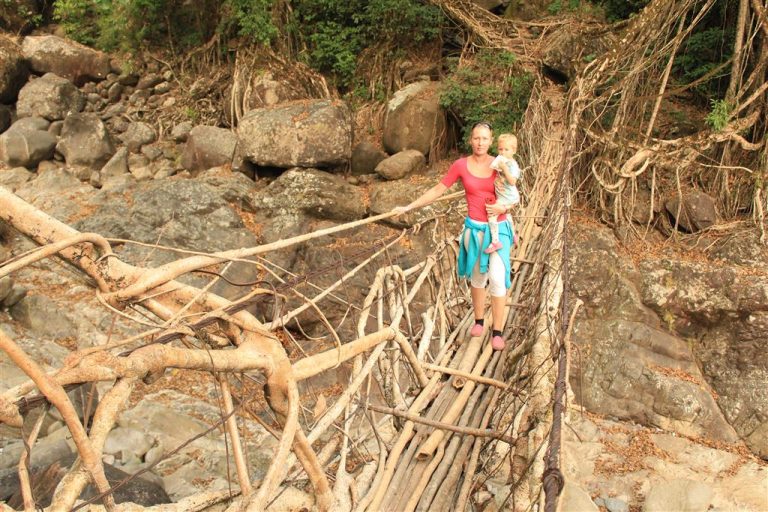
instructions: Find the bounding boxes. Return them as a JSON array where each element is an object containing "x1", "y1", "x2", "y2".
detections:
[
  {"x1": 120, "y1": 121, "x2": 156, "y2": 152},
  {"x1": 238, "y1": 99, "x2": 352, "y2": 168},
  {"x1": 0, "y1": 36, "x2": 29, "y2": 103},
  {"x1": 665, "y1": 189, "x2": 717, "y2": 233},
  {"x1": 375, "y1": 149, "x2": 426, "y2": 180},
  {"x1": 117, "y1": 73, "x2": 139, "y2": 87},
  {"x1": 0, "y1": 128, "x2": 57, "y2": 168},
  {"x1": 56, "y1": 113, "x2": 115, "y2": 169},
  {"x1": 351, "y1": 141, "x2": 388, "y2": 175},
  {"x1": 48, "y1": 119, "x2": 64, "y2": 136},
  {"x1": 136, "y1": 73, "x2": 163, "y2": 90},
  {"x1": 368, "y1": 170, "x2": 445, "y2": 227},
  {"x1": 107, "y1": 81, "x2": 124, "y2": 102},
  {"x1": 8, "y1": 116, "x2": 50, "y2": 134},
  {"x1": 382, "y1": 81, "x2": 445, "y2": 156},
  {"x1": 100, "y1": 147, "x2": 129, "y2": 177},
  {"x1": 16, "y1": 73, "x2": 85, "y2": 121},
  {"x1": 130, "y1": 165, "x2": 154, "y2": 181},
  {"x1": 254, "y1": 168, "x2": 365, "y2": 222},
  {"x1": 196, "y1": 168, "x2": 261, "y2": 211},
  {"x1": 1, "y1": 285, "x2": 27, "y2": 308},
  {"x1": 0, "y1": 167, "x2": 34, "y2": 191},
  {"x1": 141, "y1": 144, "x2": 163, "y2": 161},
  {"x1": 153, "y1": 81, "x2": 171, "y2": 94},
  {"x1": 170, "y1": 121, "x2": 193, "y2": 142},
  {"x1": 180, "y1": 125, "x2": 238, "y2": 172},
  {"x1": 643, "y1": 479, "x2": 713, "y2": 512},
  {"x1": 128, "y1": 152, "x2": 150, "y2": 171},
  {"x1": 559, "y1": 482, "x2": 599, "y2": 511},
  {"x1": 21, "y1": 35, "x2": 111, "y2": 85},
  {"x1": 9, "y1": 294, "x2": 77, "y2": 340},
  {"x1": 104, "y1": 427, "x2": 154, "y2": 459},
  {"x1": 153, "y1": 165, "x2": 176, "y2": 180},
  {"x1": 708, "y1": 230, "x2": 768, "y2": 267}
]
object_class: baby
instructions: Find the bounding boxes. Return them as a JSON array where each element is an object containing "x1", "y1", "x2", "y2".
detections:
[{"x1": 485, "y1": 133, "x2": 521, "y2": 254}]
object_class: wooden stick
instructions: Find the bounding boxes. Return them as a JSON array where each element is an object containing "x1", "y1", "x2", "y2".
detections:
[
  {"x1": 367, "y1": 404, "x2": 515, "y2": 444},
  {"x1": 423, "y1": 362, "x2": 508, "y2": 389}
]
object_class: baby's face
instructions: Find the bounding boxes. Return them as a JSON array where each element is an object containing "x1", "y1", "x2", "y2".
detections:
[{"x1": 498, "y1": 140, "x2": 517, "y2": 158}]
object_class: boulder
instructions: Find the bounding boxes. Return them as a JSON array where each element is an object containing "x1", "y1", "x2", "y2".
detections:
[
  {"x1": 351, "y1": 141, "x2": 388, "y2": 176},
  {"x1": 375, "y1": 149, "x2": 426, "y2": 180},
  {"x1": 21, "y1": 35, "x2": 111, "y2": 85},
  {"x1": 0, "y1": 36, "x2": 28, "y2": 103},
  {"x1": 180, "y1": 125, "x2": 237, "y2": 172},
  {"x1": 119, "y1": 121, "x2": 156, "y2": 152},
  {"x1": 10, "y1": 116, "x2": 50, "y2": 133},
  {"x1": 56, "y1": 113, "x2": 115, "y2": 169},
  {"x1": 238, "y1": 99, "x2": 352, "y2": 168},
  {"x1": 382, "y1": 81, "x2": 445, "y2": 156},
  {"x1": 665, "y1": 189, "x2": 717, "y2": 233},
  {"x1": 0, "y1": 127, "x2": 57, "y2": 168},
  {"x1": 16, "y1": 73, "x2": 85, "y2": 121},
  {"x1": 253, "y1": 168, "x2": 366, "y2": 222}
]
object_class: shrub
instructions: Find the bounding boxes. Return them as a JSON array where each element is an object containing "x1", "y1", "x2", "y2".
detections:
[
  {"x1": 440, "y1": 50, "x2": 534, "y2": 146},
  {"x1": 705, "y1": 99, "x2": 730, "y2": 131}
]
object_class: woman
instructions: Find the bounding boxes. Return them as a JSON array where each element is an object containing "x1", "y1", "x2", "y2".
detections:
[{"x1": 392, "y1": 122, "x2": 514, "y2": 350}]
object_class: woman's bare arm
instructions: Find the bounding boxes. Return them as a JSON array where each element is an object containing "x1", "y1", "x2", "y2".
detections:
[{"x1": 392, "y1": 183, "x2": 449, "y2": 214}]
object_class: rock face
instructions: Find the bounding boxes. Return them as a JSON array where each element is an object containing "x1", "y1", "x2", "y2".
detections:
[
  {"x1": 180, "y1": 125, "x2": 237, "y2": 172},
  {"x1": 16, "y1": 73, "x2": 85, "y2": 121},
  {"x1": 21, "y1": 35, "x2": 111, "y2": 85},
  {"x1": 119, "y1": 121, "x2": 157, "y2": 153},
  {"x1": 238, "y1": 99, "x2": 352, "y2": 168},
  {"x1": 56, "y1": 113, "x2": 115, "y2": 169},
  {"x1": 382, "y1": 81, "x2": 445, "y2": 156},
  {"x1": 0, "y1": 36, "x2": 29, "y2": 103},
  {"x1": 567, "y1": 222, "x2": 768, "y2": 456}
]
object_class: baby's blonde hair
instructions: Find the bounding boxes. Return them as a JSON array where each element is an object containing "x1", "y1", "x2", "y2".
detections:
[{"x1": 497, "y1": 133, "x2": 517, "y2": 146}]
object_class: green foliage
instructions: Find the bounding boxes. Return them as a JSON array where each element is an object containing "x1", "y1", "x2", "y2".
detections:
[
  {"x1": 290, "y1": 0, "x2": 443, "y2": 86},
  {"x1": 440, "y1": 50, "x2": 534, "y2": 146},
  {"x1": 221, "y1": 0, "x2": 277, "y2": 46},
  {"x1": 53, "y1": 0, "x2": 105, "y2": 46},
  {"x1": 674, "y1": 26, "x2": 733, "y2": 100},
  {"x1": 705, "y1": 99, "x2": 730, "y2": 131},
  {"x1": 547, "y1": 0, "x2": 581, "y2": 15}
]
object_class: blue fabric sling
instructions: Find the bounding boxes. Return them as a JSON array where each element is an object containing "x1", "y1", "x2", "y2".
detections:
[{"x1": 457, "y1": 216, "x2": 513, "y2": 290}]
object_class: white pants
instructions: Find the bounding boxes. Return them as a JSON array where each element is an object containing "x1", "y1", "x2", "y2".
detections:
[{"x1": 464, "y1": 229, "x2": 507, "y2": 297}]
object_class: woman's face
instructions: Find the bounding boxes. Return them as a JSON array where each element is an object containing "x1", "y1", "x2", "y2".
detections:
[{"x1": 469, "y1": 125, "x2": 493, "y2": 157}]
